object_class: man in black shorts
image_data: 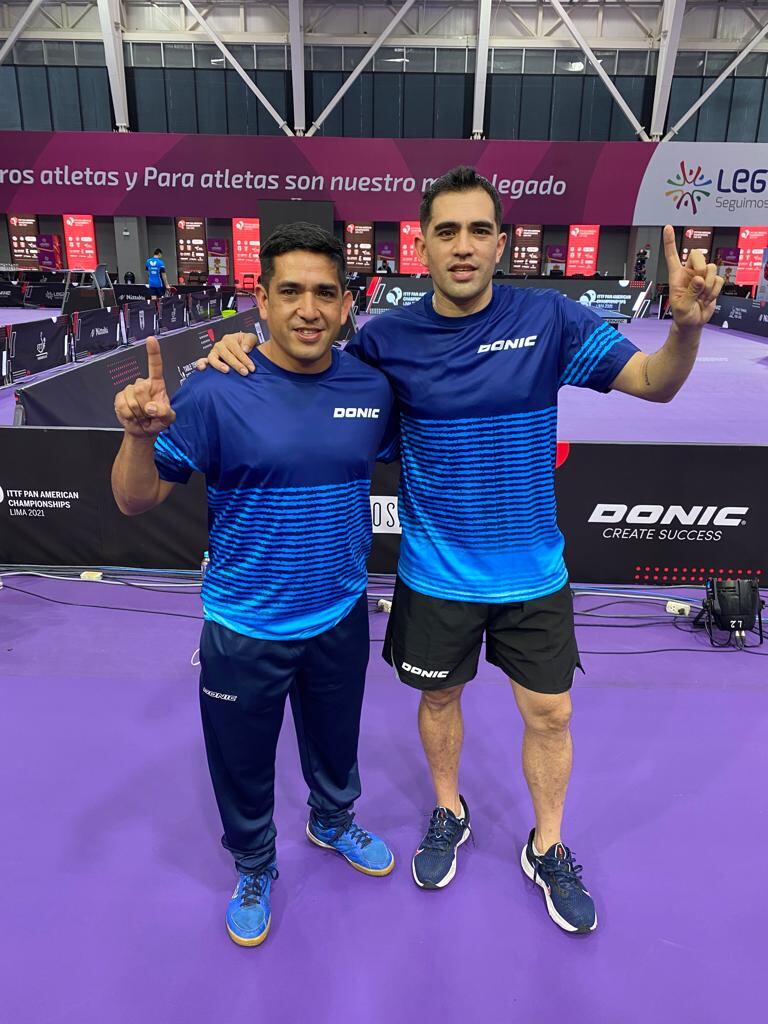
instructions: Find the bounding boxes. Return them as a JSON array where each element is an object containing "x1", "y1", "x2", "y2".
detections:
[{"x1": 199, "y1": 168, "x2": 723, "y2": 933}]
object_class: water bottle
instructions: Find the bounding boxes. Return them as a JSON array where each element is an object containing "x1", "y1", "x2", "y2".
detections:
[{"x1": 200, "y1": 550, "x2": 210, "y2": 580}]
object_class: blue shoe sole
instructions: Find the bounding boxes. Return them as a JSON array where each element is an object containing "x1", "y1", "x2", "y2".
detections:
[
  {"x1": 520, "y1": 845, "x2": 597, "y2": 934},
  {"x1": 306, "y1": 823, "x2": 395, "y2": 876}
]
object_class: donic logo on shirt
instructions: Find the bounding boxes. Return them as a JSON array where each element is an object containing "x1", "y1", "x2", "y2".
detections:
[
  {"x1": 478, "y1": 335, "x2": 537, "y2": 353},
  {"x1": 333, "y1": 407, "x2": 381, "y2": 418}
]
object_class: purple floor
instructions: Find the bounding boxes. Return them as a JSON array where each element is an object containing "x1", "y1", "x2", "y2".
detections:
[
  {"x1": 3, "y1": 316, "x2": 767, "y2": 442},
  {"x1": 1, "y1": 576, "x2": 766, "y2": 1022}
]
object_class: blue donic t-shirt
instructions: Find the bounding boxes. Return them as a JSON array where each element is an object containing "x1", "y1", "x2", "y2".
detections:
[
  {"x1": 154, "y1": 347, "x2": 398, "y2": 640},
  {"x1": 146, "y1": 257, "x2": 164, "y2": 288},
  {"x1": 346, "y1": 284, "x2": 639, "y2": 604}
]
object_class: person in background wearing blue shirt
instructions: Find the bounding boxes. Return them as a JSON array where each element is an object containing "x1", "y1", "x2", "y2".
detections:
[
  {"x1": 145, "y1": 248, "x2": 168, "y2": 297},
  {"x1": 112, "y1": 224, "x2": 398, "y2": 948},
  {"x1": 201, "y1": 169, "x2": 723, "y2": 935}
]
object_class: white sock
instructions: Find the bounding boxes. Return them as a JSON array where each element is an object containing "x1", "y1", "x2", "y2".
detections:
[{"x1": 532, "y1": 839, "x2": 543, "y2": 857}]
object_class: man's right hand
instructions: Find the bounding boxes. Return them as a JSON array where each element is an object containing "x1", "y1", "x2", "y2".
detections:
[
  {"x1": 114, "y1": 336, "x2": 176, "y2": 438},
  {"x1": 195, "y1": 331, "x2": 258, "y2": 375}
]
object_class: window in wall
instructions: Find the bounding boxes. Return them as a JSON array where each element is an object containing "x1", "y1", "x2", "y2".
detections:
[
  {"x1": 702, "y1": 52, "x2": 731, "y2": 75},
  {"x1": 493, "y1": 49, "x2": 523, "y2": 74},
  {"x1": 696, "y1": 76, "x2": 733, "y2": 141},
  {"x1": 405, "y1": 48, "x2": 435, "y2": 72},
  {"x1": 467, "y1": 49, "x2": 476, "y2": 73},
  {"x1": 195, "y1": 45, "x2": 225, "y2": 68},
  {"x1": 734, "y1": 52, "x2": 767, "y2": 77},
  {"x1": 229, "y1": 45, "x2": 255, "y2": 69},
  {"x1": 45, "y1": 41, "x2": 76, "y2": 66},
  {"x1": 343, "y1": 47, "x2": 366, "y2": 71},
  {"x1": 256, "y1": 46, "x2": 287, "y2": 69},
  {"x1": 616, "y1": 51, "x2": 649, "y2": 75},
  {"x1": 556, "y1": 49, "x2": 586, "y2": 74},
  {"x1": 436, "y1": 49, "x2": 466, "y2": 72},
  {"x1": 132, "y1": 43, "x2": 162, "y2": 67},
  {"x1": 164, "y1": 43, "x2": 193, "y2": 68},
  {"x1": 728, "y1": 79, "x2": 763, "y2": 140},
  {"x1": 76, "y1": 42, "x2": 106, "y2": 66},
  {"x1": 375, "y1": 47, "x2": 408, "y2": 71},
  {"x1": 13, "y1": 41, "x2": 44, "y2": 65},
  {"x1": 675, "y1": 52, "x2": 705, "y2": 75},
  {"x1": 123, "y1": 42, "x2": 132, "y2": 67},
  {"x1": 309, "y1": 46, "x2": 341, "y2": 70},
  {"x1": 586, "y1": 50, "x2": 617, "y2": 74},
  {"x1": 523, "y1": 50, "x2": 555, "y2": 74}
]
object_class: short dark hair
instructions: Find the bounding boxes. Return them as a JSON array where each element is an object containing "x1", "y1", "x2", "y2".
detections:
[
  {"x1": 420, "y1": 166, "x2": 502, "y2": 231},
  {"x1": 260, "y1": 222, "x2": 346, "y2": 291},
  {"x1": 153, "y1": 248, "x2": 162, "y2": 255}
]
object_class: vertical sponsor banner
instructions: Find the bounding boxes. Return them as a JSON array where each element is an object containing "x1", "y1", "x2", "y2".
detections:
[
  {"x1": 510, "y1": 225, "x2": 542, "y2": 274},
  {"x1": 399, "y1": 221, "x2": 425, "y2": 274},
  {"x1": 680, "y1": 226, "x2": 713, "y2": 265},
  {"x1": 231, "y1": 217, "x2": 261, "y2": 286},
  {"x1": 7, "y1": 214, "x2": 39, "y2": 267},
  {"x1": 755, "y1": 249, "x2": 768, "y2": 305},
  {"x1": 715, "y1": 247, "x2": 740, "y2": 287},
  {"x1": 206, "y1": 238, "x2": 230, "y2": 285},
  {"x1": 36, "y1": 234, "x2": 64, "y2": 271},
  {"x1": 62, "y1": 214, "x2": 98, "y2": 270},
  {"x1": 9, "y1": 316, "x2": 69, "y2": 378},
  {"x1": 175, "y1": 218, "x2": 207, "y2": 280},
  {"x1": 375, "y1": 241, "x2": 396, "y2": 273},
  {"x1": 566, "y1": 224, "x2": 600, "y2": 276},
  {"x1": 543, "y1": 244, "x2": 567, "y2": 275},
  {"x1": 344, "y1": 222, "x2": 374, "y2": 273},
  {"x1": 736, "y1": 226, "x2": 768, "y2": 288}
]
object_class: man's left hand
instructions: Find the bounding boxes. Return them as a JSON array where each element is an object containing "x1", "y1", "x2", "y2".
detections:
[{"x1": 663, "y1": 223, "x2": 724, "y2": 331}]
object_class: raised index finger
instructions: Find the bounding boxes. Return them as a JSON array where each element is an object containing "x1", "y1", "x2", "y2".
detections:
[
  {"x1": 146, "y1": 336, "x2": 164, "y2": 382},
  {"x1": 662, "y1": 225, "x2": 682, "y2": 271}
]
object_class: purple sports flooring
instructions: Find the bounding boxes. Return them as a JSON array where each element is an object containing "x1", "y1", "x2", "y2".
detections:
[{"x1": 1, "y1": 576, "x2": 767, "y2": 1023}]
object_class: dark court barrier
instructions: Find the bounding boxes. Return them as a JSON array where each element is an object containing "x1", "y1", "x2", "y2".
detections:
[
  {"x1": 16, "y1": 307, "x2": 264, "y2": 428},
  {"x1": 1, "y1": 429, "x2": 765, "y2": 582},
  {"x1": 366, "y1": 275, "x2": 647, "y2": 326},
  {"x1": 0, "y1": 283, "x2": 24, "y2": 306},
  {"x1": 7, "y1": 316, "x2": 69, "y2": 380},
  {"x1": 158, "y1": 296, "x2": 187, "y2": 332},
  {"x1": 709, "y1": 295, "x2": 768, "y2": 340},
  {"x1": 24, "y1": 283, "x2": 66, "y2": 308},
  {"x1": 123, "y1": 299, "x2": 157, "y2": 342},
  {"x1": 73, "y1": 307, "x2": 122, "y2": 357},
  {"x1": 189, "y1": 291, "x2": 223, "y2": 323}
]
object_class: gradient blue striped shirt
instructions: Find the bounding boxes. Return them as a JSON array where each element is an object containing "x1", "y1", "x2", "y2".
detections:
[
  {"x1": 154, "y1": 346, "x2": 398, "y2": 640},
  {"x1": 346, "y1": 284, "x2": 638, "y2": 602}
]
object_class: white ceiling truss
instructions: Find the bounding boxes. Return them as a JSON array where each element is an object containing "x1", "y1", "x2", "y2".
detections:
[{"x1": 1, "y1": 1, "x2": 767, "y2": 139}]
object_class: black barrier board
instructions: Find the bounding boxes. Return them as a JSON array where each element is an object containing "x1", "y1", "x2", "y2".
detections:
[
  {"x1": 189, "y1": 291, "x2": 222, "y2": 323},
  {"x1": 25, "y1": 284, "x2": 66, "y2": 308},
  {"x1": 0, "y1": 284, "x2": 23, "y2": 307},
  {"x1": 124, "y1": 300, "x2": 157, "y2": 342},
  {"x1": 366, "y1": 275, "x2": 645, "y2": 325},
  {"x1": 368, "y1": 444, "x2": 768, "y2": 582},
  {"x1": 9, "y1": 316, "x2": 68, "y2": 380},
  {"x1": 114, "y1": 284, "x2": 156, "y2": 303},
  {"x1": 1, "y1": 436, "x2": 764, "y2": 577},
  {"x1": 17, "y1": 308, "x2": 264, "y2": 428},
  {"x1": 159, "y1": 296, "x2": 187, "y2": 332},
  {"x1": 74, "y1": 307, "x2": 121, "y2": 356},
  {"x1": 710, "y1": 294, "x2": 768, "y2": 340},
  {"x1": 0, "y1": 427, "x2": 206, "y2": 569}
]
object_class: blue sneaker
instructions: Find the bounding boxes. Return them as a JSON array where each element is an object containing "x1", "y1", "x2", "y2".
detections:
[
  {"x1": 412, "y1": 796, "x2": 471, "y2": 889},
  {"x1": 521, "y1": 829, "x2": 597, "y2": 933},
  {"x1": 225, "y1": 864, "x2": 278, "y2": 947},
  {"x1": 306, "y1": 812, "x2": 394, "y2": 876}
]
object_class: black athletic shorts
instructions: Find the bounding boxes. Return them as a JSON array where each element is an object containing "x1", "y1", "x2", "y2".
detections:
[{"x1": 383, "y1": 577, "x2": 582, "y2": 695}]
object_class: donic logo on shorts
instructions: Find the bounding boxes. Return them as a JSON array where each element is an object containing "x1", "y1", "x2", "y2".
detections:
[
  {"x1": 333, "y1": 407, "x2": 381, "y2": 418},
  {"x1": 478, "y1": 335, "x2": 537, "y2": 353},
  {"x1": 202, "y1": 686, "x2": 238, "y2": 702},
  {"x1": 402, "y1": 661, "x2": 449, "y2": 679}
]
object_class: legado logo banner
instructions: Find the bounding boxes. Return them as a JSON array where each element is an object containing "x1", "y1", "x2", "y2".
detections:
[{"x1": 635, "y1": 143, "x2": 768, "y2": 226}]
